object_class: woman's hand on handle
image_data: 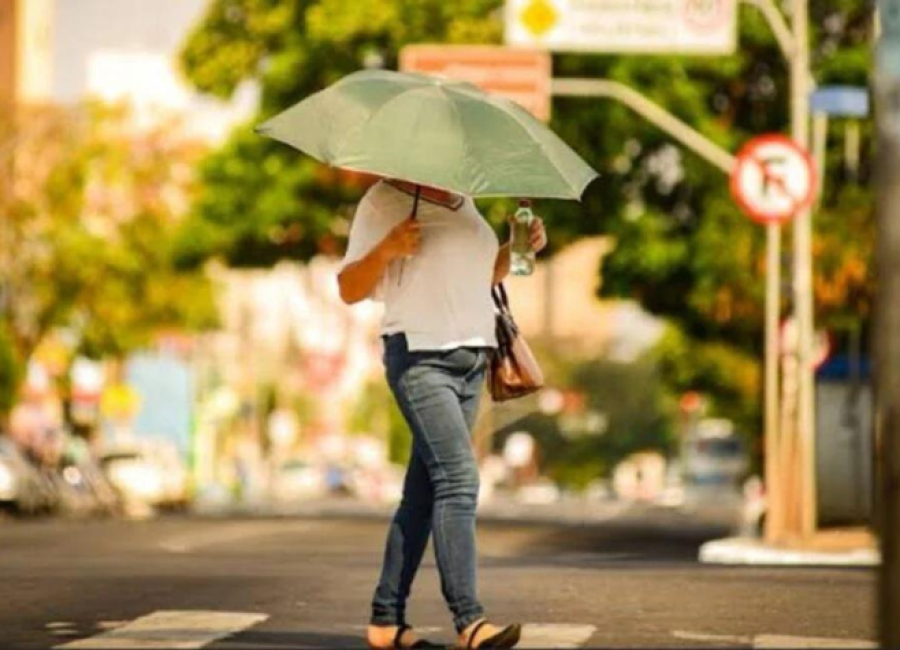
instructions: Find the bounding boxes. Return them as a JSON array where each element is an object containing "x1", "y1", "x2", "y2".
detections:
[
  {"x1": 337, "y1": 216, "x2": 420, "y2": 305},
  {"x1": 380, "y1": 216, "x2": 421, "y2": 261}
]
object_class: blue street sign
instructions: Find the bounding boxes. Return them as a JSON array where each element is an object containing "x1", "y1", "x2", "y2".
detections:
[{"x1": 810, "y1": 86, "x2": 870, "y2": 117}]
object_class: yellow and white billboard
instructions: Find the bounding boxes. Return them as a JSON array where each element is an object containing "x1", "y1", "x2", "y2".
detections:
[{"x1": 505, "y1": 0, "x2": 737, "y2": 55}]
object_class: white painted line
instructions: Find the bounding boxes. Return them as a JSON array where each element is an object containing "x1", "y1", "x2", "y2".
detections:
[
  {"x1": 54, "y1": 611, "x2": 268, "y2": 649},
  {"x1": 349, "y1": 623, "x2": 596, "y2": 647},
  {"x1": 518, "y1": 624, "x2": 597, "y2": 649},
  {"x1": 348, "y1": 624, "x2": 443, "y2": 635},
  {"x1": 96, "y1": 621, "x2": 128, "y2": 631},
  {"x1": 674, "y1": 630, "x2": 877, "y2": 649},
  {"x1": 673, "y1": 630, "x2": 752, "y2": 646},
  {"x1": 754, "y1": 635, "x2": 877, "y2": 649}
]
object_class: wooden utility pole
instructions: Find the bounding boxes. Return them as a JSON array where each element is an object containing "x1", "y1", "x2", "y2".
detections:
[{"x1": 876, "y1": 0, "x2": 900, "y2": 643}]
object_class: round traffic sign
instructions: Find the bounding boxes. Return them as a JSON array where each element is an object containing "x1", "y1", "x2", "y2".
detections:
[
  {"x1": 683, "y1": 0, "x2": 730, "y2": 31},
  {"x1": 730, "y1": 134, "x2": 817, "y2": 225}
]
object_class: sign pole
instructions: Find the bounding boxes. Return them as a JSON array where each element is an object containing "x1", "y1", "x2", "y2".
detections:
[
  {"x1": 875, "y1": 0, "x2": 900, "y2": 641},
  {"x1": 764, "y1": 221, "x2": 783, "y2": 542}
]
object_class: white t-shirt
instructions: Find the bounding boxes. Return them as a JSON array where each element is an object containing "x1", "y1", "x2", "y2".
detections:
[{"x1": 340, "y1": 180, "x2": 499, "y2": 351}]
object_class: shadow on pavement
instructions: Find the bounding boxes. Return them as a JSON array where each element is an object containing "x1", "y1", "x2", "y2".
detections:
[
  {"x1": 220, "y1": 629, "x2": 368, "y2": 648},
  {"x1": 477, "y1": 520, "x2": 731, "y2": 567}
]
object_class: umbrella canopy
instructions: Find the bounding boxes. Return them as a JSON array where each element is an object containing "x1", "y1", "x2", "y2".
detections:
[{"x1": 256, "y1": 69, "x2": 598, "y2": 200}]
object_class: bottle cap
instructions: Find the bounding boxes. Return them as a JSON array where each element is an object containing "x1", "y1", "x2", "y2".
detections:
[{"x1": 518, "y1": 199, "x2": 532, "y2": 208}]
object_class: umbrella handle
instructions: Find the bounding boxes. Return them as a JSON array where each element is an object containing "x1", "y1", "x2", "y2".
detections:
[
  {"x1": 398, "y1": 185, "x2": 421, "y2": 286},
  {"x1": 411, "y1": 184, "x2": 421, "y2": 219}
]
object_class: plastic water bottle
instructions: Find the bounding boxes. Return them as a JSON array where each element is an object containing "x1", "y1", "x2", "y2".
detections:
[{"x1": 510, "y1": 199, "x2": 535, "y2": 276}]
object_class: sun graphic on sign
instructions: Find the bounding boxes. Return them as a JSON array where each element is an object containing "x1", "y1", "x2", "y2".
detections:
[{"x1": 520, "y1": 0, "x2": 559, "y2": 37}]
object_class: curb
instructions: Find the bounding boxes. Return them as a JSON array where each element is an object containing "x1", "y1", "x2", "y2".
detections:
[{"x1": 699, "y1": 536, "x2": 880, "y2": 566}]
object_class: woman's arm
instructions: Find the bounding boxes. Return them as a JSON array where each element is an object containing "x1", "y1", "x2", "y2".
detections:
[
  {"x1": 493, "y1": 242, "x2": 511, "y2": 286},
  {"x1": 493, "y1": 216, "x2": 547, "y2": 285},
  {"x1": 337, "y1": 216, "x2": 420, "y2": 304}
]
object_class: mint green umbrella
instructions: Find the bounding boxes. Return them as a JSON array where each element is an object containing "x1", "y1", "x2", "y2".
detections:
[{"x1": 256, "y1": 69, "x2": 597, "y2": 201}]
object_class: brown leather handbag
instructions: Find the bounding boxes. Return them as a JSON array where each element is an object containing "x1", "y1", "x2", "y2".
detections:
[{"x1": 488, "y1": 283, "x2": 544, "y2": 401}]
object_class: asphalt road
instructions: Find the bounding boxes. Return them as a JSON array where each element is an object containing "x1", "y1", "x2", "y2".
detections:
[{"x1": 0, "y1": 514, "x2": 876, "y2": 649}]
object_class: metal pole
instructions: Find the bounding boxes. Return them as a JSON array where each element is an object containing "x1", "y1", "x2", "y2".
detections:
[
  {"x1": 790, "y1": 0, "x2": 817, "y2": 539},
  {"x1": 740, "y1": 0, "x2": 795, "y2": 60},
  {"x1": 764, "y1": 222, "x2": 783, "y2": 542},
  {"x1": 812, "y1": 113, "x2": 828, "y2": 208},
  {"x1": 875, "y1": 0, "x2": 900, "y2": 641},
  {"x1": 551, "y1": 78, "x2": 736, "y2": 174}
]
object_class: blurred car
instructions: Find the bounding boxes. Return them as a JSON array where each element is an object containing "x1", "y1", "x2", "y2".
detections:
[
  {"x1": 0, "y1": 437, "x2": 57, "y2": 514},
  {"x1": 54, "y1": 456, "x2": 121, "y2": 517},
  {"x1": 516, "y1": 478, "x2": 561, "y2": 505},
  {"x1": 99, "y1": 441, "x2": 189, "y2": 514},
  {"x1": 273, "y1": 459, "x2": 328, "y2": 502}
]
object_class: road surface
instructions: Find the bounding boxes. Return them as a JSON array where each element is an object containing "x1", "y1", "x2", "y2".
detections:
[{"x1": 0, "y1": 514, "x2": 876, "y2": 648}]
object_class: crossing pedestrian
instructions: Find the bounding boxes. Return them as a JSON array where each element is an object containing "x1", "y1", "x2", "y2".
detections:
[{"x1": 337, "y1": 177, "x2": 546, "y2": 649}]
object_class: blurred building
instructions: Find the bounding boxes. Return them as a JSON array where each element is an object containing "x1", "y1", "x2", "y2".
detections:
[
  {"x1": 0, "y1": 0, "x2": 54, "y2": 105},
  {"x1": 505, "y1": 236, "x2": 663, "y2": 359},
  {"x1": 3, "y1": 0, "x2": 256, "y2": 138}
]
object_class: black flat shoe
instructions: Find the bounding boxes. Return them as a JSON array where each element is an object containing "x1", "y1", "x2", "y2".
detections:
[
  {"x1": 394, "y1": 624, "x2": 443, "y2": 649},
  {"x1": 465, "y1": 621, "x2": 522, "y2": 649}
]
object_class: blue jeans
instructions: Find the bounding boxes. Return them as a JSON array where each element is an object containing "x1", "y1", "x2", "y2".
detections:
[{"x1": 371, "y1": 333, "x2": 490, "y2": 634}]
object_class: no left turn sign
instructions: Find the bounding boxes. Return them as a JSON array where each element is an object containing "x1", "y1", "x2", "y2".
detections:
[{"x1": 730, "y1": 134, "x2": 817, "y2": 225}]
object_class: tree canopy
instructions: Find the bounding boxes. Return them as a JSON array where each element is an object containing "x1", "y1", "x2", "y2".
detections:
[
  {"x1": 0, "y1": 104, "x2": 219, "y2": 414},
  {"x1": 177, "y1": 0, "x2": 873, "y2": 436}
]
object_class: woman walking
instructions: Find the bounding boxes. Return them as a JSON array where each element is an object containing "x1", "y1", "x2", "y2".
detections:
[{"x1": 337, "y1": 178, "x2": 546, "y2": 650}]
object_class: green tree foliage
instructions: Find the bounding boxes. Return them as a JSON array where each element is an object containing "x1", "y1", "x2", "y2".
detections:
[
  {"x1": 178, "y1": 0, "x2": 873, "y2": 436},
  {"x1": 349, "y1": 379, "x2": 411, "y2": 465},
  {"x1": 495, "y1": 352, "x2": 674, "y2": 490},
  {"x1": 0, "y1": 104, "x2": 218, "y2": 413},
  {"x1": 0, "y1": 324, "x2": 21, "y2": 418}
]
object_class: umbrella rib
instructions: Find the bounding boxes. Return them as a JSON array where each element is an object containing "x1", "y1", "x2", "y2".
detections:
[
  {"x1": 438, "y1": 85, "x2": 482, "y2": 195},
  {"x1": 491, "y1": 98, "x2": 594, "y2": 196},
  {"x1": 329, "y1": 87, "x2": 410, "y2": 164}
]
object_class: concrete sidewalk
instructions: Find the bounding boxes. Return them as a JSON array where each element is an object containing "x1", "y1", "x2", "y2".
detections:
[{"x1": 700, "y1": 529, "x2": 880, "y2": 566}]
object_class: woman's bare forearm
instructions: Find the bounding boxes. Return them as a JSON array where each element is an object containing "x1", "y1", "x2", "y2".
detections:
[
  {"x1": 337, "y1": 241, "x2": 392, "y2": 304},
  {"x1": 493, "y1": 242, "x2": 511, "y2": 285}
]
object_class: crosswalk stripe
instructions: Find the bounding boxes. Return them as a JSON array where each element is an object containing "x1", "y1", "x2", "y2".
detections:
[
  {"x1": 754, "y1": 635, "x2": 877, "y2": 649},
  {"x1": 53, "y1": 611, "x2": 268, "y2": 649},
  {"x1": 673, "y1": 630, "x2": 751, "y2": 645},
  {"x1": 518, "y1": 624, "x2": 597, "y2": 649},
  {"x1": 673, "y1": 630, "x2": 876, "y2": 649},
  {"x1": 348, "y1": 623, "x2": 597, "y2": 647}
]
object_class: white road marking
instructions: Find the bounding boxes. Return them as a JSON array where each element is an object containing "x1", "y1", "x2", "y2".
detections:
[
  {"x1": 96, "y1": 621, "x2": 128, "y2": 630},
  {"x1": 348, "y1": 623, "x2": 596, "y2": 647},
  {"x1": 754, "y1": 635, "x2": 877, "y2": 649},
  {"x1": 673, "y1": 631, "x2": 876, "y2": 649},
  {"x1": 673, "y1": 630, "x2": 752, "y2": 646},
  {"x1": 54, "y1": 611, "x2": 268, "y2": 649},
  {"x1": 47, "y1": 623, "x2": 77, "y2": 629},
  {"x1": 518, "y1": 624, "x2": 597, "y2": 649}
]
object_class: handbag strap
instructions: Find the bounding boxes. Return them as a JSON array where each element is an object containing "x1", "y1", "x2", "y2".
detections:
[{"x1": 492, "y1": 282, "x2": 511, "y2": 312}]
